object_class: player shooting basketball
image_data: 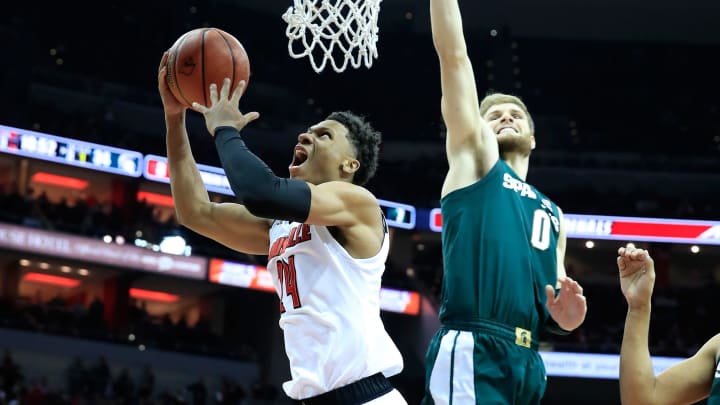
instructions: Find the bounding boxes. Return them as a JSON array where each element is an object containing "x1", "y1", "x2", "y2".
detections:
[
  {"x1": 157, "y1": 52, "x2": 407, "y2": 405},
  {"x1": 421, "y1": 0, "x2": 587, "y2": 404}
]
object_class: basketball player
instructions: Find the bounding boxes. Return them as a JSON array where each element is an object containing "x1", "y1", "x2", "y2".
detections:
[
  {"x1": 157, "y1": 52, "x2": 407, "y2": 405},
  {"x1": 423, "y1": 0, "x2": 588, "y2": 403},
  {"x1": 618, "y1": 245, "x2": 720, "y2": 404}
]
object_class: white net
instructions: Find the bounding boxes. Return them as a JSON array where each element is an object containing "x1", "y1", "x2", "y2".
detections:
[{"x1": 282, "y1": 0, "x2": 382, "y2": 73}]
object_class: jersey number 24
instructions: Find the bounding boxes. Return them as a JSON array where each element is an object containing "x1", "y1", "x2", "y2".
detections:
[{"x1": 276, "y1": 255, "x2": 302, "y2": 313}]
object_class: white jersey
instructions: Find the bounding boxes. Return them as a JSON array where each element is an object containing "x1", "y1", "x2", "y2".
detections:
[{"x1": 267, "y1": 219, "x2": 403, "y2": 400}]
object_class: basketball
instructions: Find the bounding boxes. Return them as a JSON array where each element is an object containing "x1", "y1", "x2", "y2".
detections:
[{"x1": 166, "y1": 28, "x2": 251, "y2": 109}]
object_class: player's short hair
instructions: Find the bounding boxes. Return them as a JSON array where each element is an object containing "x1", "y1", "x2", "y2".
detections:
[
  {"x1": 326, "y1": 111, "x2": 381, "y2": 186},
  {"x1": 479, "y1": 93, "x2": 535, "y2": 134}
]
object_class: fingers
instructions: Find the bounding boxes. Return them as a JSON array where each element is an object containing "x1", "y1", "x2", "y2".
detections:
[
  {"x1": 219, "y1": 78, "x2": 231, "y2": 101},
  {"x1": 544, "y1": 285, "x2": 556, "y2": 305},
  {"x1": 556, "y1": 278, "x2": 584, "y2": 300},
  {"x1": 158, "y1": 51, "x2": 168, "y2": 73},
  {"x1": 231, "y1": 80, "x2": 247, "y2": 104},
  {"x1": 565, "y1": 277, "x2": 583, "y2": 296},
  {"x1": 209, "y1": 83, "x2": 219, "y2": 105},
  {"x1": 157, "y1": 52, "x2": 169, "y2": 81},
  {"x1": 618, "y1": 244, "x2": 649, "y2": 261},
  {"x1": 244, "y1": 111, "x2": 260, "y2": 123},
  {"x1": 191, "y1": 102, "x2": 208, "y2": 113}
]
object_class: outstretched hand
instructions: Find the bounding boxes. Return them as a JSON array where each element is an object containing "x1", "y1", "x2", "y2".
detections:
[
  {"x1": 617, "y1": 244, "x2": 655, "y2": 310},
  {"x1": 192, "y1": 78, "x2": 260, "y2": 136},
  {"x1": 545, "y1": 276, "x2": 587, "y2": 331}
]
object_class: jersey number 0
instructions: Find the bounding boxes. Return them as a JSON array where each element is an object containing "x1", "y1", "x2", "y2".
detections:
[{"x1": 531, "y1": 209, "x2": 552, "y2": 251}]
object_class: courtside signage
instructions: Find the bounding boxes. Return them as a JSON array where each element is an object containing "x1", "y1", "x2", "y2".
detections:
[
  {"x1": 540, "y1": 351, "x2": 683, "y2": 379},
  {"x1": 428, "y1": 211, "x2": 720, "y2": 245},
  {"x1": 209, "y1": 258, "x2": 421, "y2": 315},
  {"x1": 0, "y1": 222, "x2": 207, "y2": 279},
  {"x1": 208, "y1": 259, "x2": 275, "y2": 292},
  {"x1": 143, "y1": 154, "x2": 234, "y2": 196}
]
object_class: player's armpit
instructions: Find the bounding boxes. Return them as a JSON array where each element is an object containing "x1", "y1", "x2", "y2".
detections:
[
  {"x1": 651, "y1": 333, "x2": 720, "y2": 405},
  {"x1": 182, "y1": 202, "x2": 271, "y2": 256},
  {"x1": 304, "y1": 181, "x2": 379, "y2": 228}
]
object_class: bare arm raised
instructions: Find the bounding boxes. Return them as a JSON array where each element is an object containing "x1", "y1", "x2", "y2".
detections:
[
  {"x1": 618, "y1": 245, "x2": 719, "y2": 405},
  {"x1": 431, "y1": 0, "x2": 499, "y2": 197},
  {"x1": 158, "y1": 52, "x2": 271, "y2": 256}
]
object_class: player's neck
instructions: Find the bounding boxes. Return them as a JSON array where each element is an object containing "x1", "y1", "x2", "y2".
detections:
[{"x1": 502, "y1": 153, "x2": 530, "y2": 181}]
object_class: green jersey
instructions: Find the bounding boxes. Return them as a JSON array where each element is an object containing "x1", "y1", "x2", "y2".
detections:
[{"x1": 439, "y1": 160, "x2": 561, "y2": 336}]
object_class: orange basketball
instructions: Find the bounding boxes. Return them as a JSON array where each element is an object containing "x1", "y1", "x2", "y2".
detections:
[{"x1": 166, "y1": 28, "x2": 250, "y2": 109}]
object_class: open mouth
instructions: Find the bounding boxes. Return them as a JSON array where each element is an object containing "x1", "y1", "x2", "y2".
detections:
[
  {"x1": 497, "y1": 127, "x2": 518, "y2": 135},
  {"x1": 290, "y1": 146, "x2": 308, "y2": 168}
]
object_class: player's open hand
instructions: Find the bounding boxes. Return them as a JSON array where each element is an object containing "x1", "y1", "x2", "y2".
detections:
[
  {"x1": 545, "y1": 277, "x2": 587, "y2": 331},
  {"x1": 158, "y1": 51, "x2": 186, "y2": 117},
  {"x1": 617, "y1": 244, "x2": 655, "y2": 311},
  {"x1": 192, "y1": 78, "x2": 259, "y2": 136}
]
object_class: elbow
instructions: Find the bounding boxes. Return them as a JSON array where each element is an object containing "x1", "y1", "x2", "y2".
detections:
[
  {"x1": 173, "y1": 203, "x2": 202, "y2": 229},
  {"x1": 174, "y1": 209, "x2": 192, "y2": 228}
]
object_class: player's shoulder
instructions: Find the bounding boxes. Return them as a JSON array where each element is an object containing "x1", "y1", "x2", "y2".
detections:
[{"x1": 323, "y1": 181, "x2": 378, "y2": 204}]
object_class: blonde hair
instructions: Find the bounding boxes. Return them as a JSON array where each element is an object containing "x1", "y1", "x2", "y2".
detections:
[{"x1": 479, "y1": 93, "x2": 535, "y2": 134}]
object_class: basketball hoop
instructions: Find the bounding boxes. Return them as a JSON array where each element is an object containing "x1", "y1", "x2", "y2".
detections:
[{"x1": 282, "y1": 0, "x2": 382, "y2": 73}]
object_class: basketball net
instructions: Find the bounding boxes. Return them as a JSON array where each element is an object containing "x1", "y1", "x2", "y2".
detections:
[{"x1": 282, "y1": 0, "x2": 382, "y2": 73}]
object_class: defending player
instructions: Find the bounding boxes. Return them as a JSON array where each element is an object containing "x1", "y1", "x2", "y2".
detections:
[{"x1": 423, "y1": 0, "x2": 588, "y2": 403}]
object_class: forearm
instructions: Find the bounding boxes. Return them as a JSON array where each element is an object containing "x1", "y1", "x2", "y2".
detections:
[
  {"x1": 620, "y1": 306, "x2": 656, "y2": 405},
  {"x1": 165, "y1": 113, "x2": 211, "y2": 223},
  {"x1": 430, "y1": 0, "x2": 468, "y2": 59},
  {"x1": 214, "y1": 127, "x2": 310, "y2": 222}
]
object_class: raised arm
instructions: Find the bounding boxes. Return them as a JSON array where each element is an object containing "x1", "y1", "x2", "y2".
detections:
[
  {"x1": 431, "y1": 0, "x2": 498, "y2": 174},
  {"x1": 158, "y1": 53, "x2": 270, "y2": 256},
  {"x1": 618, "y1": 246, "x2": 718, "y2": 404}
]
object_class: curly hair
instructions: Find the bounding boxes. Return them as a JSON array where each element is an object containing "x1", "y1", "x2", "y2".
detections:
[{"x1": 326, "y1": 111, "x2": 381, "y2": 186}]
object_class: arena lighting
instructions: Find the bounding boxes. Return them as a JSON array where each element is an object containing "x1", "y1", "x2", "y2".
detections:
[
  {"x1": 137, "y1": 191, "x2": 174, "y2": 207},
  {"x1": 159, "y1": 235, "x2": 191, "y2": 256},
  {"x1": 23, "y1": 272, "x2": 80, "y2": 288},
  {"x1": 30, "y1": 172, "x2": 88, "y2": 190},
  {"x1": 129, "y1": 288, "x2": 179, "y2": 303}
]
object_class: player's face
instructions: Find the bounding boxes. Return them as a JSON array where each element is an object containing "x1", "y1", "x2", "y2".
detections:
[
  {"x1": 289, "y1": 120, "x2": 357, "y2": 184},
  {"x1": 484, "y1": 103, "x2": 535, "y2": 155}
]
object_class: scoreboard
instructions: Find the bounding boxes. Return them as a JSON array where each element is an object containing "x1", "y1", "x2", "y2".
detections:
[{"x1": 0, "y1": 125, "x2": 143, "y2": 177}]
